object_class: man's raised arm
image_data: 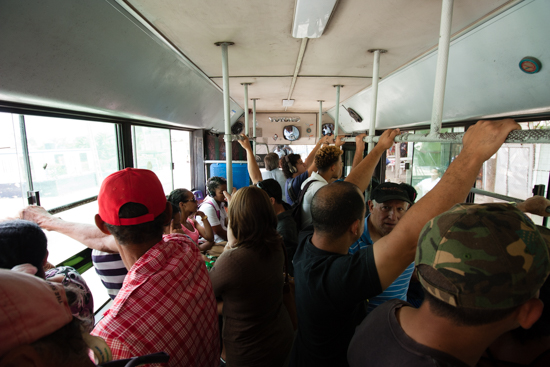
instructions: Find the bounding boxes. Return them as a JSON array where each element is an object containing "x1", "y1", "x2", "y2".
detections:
[
  {"x1": 237, "y1": 134, "x2": 262, "y2": 184},
  {"x1": 374, "y1": 119, "x2": 521, "y2": 290},
  {"x1": 305, "y1": 135, "x2": 331, "y2": 175},
  {"x1": 19, "y1": 206, "x2": 118, "y2": 253},
  {"x1": 345, "y1": 129, "x2": 400, "y2": 192}
]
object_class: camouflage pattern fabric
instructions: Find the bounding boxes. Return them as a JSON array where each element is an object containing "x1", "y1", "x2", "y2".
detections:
[{"x1": 416, "y1": 203, "x2": 550, "y2": 309}]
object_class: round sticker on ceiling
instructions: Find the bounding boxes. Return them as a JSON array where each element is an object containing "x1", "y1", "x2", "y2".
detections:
[{"x1": 519, "y1": 57, "x2": 541, "y2": 74}]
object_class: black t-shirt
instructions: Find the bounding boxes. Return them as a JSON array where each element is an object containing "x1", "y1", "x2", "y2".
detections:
[
  {"x1": 289, "y1": 231, "x2": 382, "y2": 367},
  {"x1": 277, "y1": 209, "x2": 298, "y2": 276},
  {"x1": 348, "y1": 299, "x2": 470, "y2": 367}
]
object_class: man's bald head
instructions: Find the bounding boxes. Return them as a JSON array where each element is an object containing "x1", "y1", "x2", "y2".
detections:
[{"x1": 311, "y1": 181, "x2": 365, "y2": 238}]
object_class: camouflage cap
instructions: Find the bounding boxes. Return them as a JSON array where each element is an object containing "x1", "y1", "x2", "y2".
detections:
[{"x1": 416, "y1": 203, "x2": 550, "y2": 309}]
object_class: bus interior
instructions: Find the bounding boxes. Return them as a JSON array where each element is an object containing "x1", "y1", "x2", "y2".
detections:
[{"x1": 1, "y1": 0, "x2": 549, "y2": 316}]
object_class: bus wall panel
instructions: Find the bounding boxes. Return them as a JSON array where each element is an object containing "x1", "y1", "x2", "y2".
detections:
[
  {"x1": 0, "y1": 0, "x2": 242, "y2": 130},
  {"x1": 328, "y1": 0, "x2": 549, "y2": 132}
]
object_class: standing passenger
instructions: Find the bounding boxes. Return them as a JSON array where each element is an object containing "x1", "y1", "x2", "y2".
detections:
[
  {"x1": 281, "y1": 135, "x2": 331, "y2": 205},
  {"x1": 209, "y1": 187, "x2": 294, "y2": 367},
  {"x1": 348, "y1": 182, "x2": 417, "y2": 312},
  {"x1": 289, "y1": 120, "x2": 521, "y2": 367},
  {"x1": 348, "y1": 199, "x2": 550, "y2": 366},
  {"x1": 262, "y1": 152, "x2": 288, "y2": 203}
]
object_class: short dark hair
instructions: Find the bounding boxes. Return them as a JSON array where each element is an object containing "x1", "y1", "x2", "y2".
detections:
[
  {"x1": 168, "y1": 188, "x2": 192, "y2": 205},
  {"x1": 314, "y1": 146, "x2": 342, "y2": 172},
  {"x1": 281, "y1": 154, "x2": 301, "y2": 179},
  {"x1": 419, "y1": 262, "x2": 519, "y2": 326},
  {"x1": 0, "y1": 220, "x2": 48, "y2": 277},
  {"x1": 31, "y1": 315, "x2": 91, "y2": 365},
  {"x1": 206, "y1": 176, "x2": 227, "y2": 196},
  {"x1": 264, "y1": 153, "x2": 280, "y2": 171},
  {"x1": 311, "y1": 182, "x2": 365, "y2": 238},
  {"x1": 256, "y1": 179, "x2": 283, "y2": 204},
  {"x1": 105, "y1": 202, "x2": 166, "y2": 245}
]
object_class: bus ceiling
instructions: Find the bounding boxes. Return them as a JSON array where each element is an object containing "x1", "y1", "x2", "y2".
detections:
[{"x1": 0, "y1": 0, "x2": 548, "y2": 133}]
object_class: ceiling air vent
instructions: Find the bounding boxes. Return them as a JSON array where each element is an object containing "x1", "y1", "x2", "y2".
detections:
[{"x1": 343, "y1": 106, "x2": 363, "y2": 123}]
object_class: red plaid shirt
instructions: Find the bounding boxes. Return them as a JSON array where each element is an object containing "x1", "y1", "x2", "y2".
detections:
[{"x1": 92, "y1": 234, "x2": 219, "y2": 366}]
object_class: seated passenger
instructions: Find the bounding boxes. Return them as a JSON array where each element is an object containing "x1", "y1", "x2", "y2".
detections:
[
  {"x1": 198, "y1": 176, "x2": 229, "y2": 244},
  {"x1": 209, "y1": 187, "x2": 294, "y2": 366},
  {"x1": 168, "y1": 188, "x2": 215, "y2": 251},
  {"x1": 0, "y1": 219, "x2": 94, "y2": 331},
  {"x1": 0, "y1": 269, "x2": 95, "y2": 367},
  {"x1": 478, "y1": 266, "x2": 550, "y2": 366},
  {"x1": 90, "y1": 168, "x2": 219, "y2": 366},
  {"x1": 262, "y1": 152, "x2": 288, "y2": 203},
  {"x1": 289, "y1": 120, "x2": 521, "y2": 367},
  {"x1": 19, "y1": 206, "x2": 127, "y2": 300},
  {"x1": 348, "y1": 198, "x2": 550, "y2": 367},
  {"x1": 281, "y1": 135, "x2": 331, "y2": 205},
  {"x1": 348, "y1": 182, "x2": 417, "y2": 312}
]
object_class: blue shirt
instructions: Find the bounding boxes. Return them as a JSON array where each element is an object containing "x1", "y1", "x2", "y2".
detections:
[
  {"x1": 285, "y1": 171, "x2": 309, "y2": 205},
  {"x1": 348, "y1": 214, "x2": 414, "y2": 312}
]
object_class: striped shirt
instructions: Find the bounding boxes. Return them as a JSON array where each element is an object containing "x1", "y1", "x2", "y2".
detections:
[
  {"x1": 349, "y1": 214, "x2": 414, "y2": 312},
  {"x1": 91, "y1": 250, "x2": 127, "y2": 300}
]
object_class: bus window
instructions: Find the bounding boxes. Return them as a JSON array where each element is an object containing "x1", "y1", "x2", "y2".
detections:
[
  {"x1": 474, "y1": 121, "x2": 550, "y2": 225},
  {"x1": 171, "y1": 130, "x2": 192, "y2": 190},
  {"x1": 411, "y1": 127, "x2": 464, "y2": 200},
  {"x1": 0, "y1": 113, "x2": 27, "y2": 219},
  {"x1": 133, "y1": 126, "x2": 172, "y2": 193},
  {"x1": 24, "y1": 115, "x2": 118, "y2": 209}
]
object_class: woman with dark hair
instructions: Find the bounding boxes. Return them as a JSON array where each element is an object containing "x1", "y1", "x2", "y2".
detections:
[
  {"x1": 281, "y1": 135, "x2": 331, "y2": 205},
  {"x1": 167, "y1": 188, "x2": 214, "y2": 251},
  {"x1": 200, "y1": 176, "x2": 229, "y2": 243},
  {"x1": 209, "y1": 186, "x2": 294, "y2": 366}
]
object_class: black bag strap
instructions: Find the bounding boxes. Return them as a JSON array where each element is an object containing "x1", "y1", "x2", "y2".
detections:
[{"x1": 295, "y1": 180, "x2": 318, "y2": 208}]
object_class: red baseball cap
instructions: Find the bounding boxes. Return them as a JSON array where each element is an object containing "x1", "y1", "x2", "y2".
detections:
[{"x1": 98, "y1": 168, "x2": 167, "y2": 226}]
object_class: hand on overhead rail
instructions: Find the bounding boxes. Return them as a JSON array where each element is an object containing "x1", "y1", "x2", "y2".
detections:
[
  {"x1": 355, "y1": 133, "x2": 367, "y2": 150},
  {"x1": 335, "y1": 135, "x2": 346, "y2": 148},
  {"x1": 376, "y1": 129, "x2": 401, "y2": 151},
  {"x1": 236, "y1": 134, "x2": 252, "y2": 151},
  {"x1": 461, "y1": 119, "x2": 521, "y2": 163},
  {"x1": 318, "y1": 135, "x2": 332, "y2": 147},
  {"x1": 516, "y1": 195, "x2": 550, "y2": 217}
]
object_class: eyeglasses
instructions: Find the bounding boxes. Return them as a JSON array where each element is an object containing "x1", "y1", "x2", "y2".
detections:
[{"x1": 182, "y1": 197, "x2": 197, "y2": 203}]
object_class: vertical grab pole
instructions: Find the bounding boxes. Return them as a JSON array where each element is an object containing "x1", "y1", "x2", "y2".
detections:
[
  {"x1": 430, "y1": 0, "x2": 454, "y2": 137},
  {"x1": 242, "y1": 83, "x2": 251, "y2": 137},
  {"x1": 215, "y1": 41, "x2": 235, "y2": 192},
  {"x1": 251, "y1": 98, "x2": 259, "y2": 156},
  {"x1": 367, "y1": 49, "x2": 386, "y2": 153},
  {"x1": 333, "y1": 85, "x2": 343, "y2": 137},
  {"x1": 318, "y1": 100, "x2": 324, "y2": 139}
]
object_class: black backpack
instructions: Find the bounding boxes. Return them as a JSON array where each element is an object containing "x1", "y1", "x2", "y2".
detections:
[{"x1": 290, "y1": 180, "x2": 318, "y2": 230}]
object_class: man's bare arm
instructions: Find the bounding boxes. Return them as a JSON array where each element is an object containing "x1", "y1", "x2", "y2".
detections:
[
  {"x1": 305, "y1": 135, "x2": 331, "y2": 175},
  {"x1": 237, "y1": 134, "x2": 262, "y2": 184},
  {"x1": 351, "y1": 134, "x2": 367, "y2": 170},
  {"x1": 345, "y1": 129, "x2": 400, "y2": 192},
  {"x1": 19, "y1": 206, "x2": 118, "y2": 253},
  {"x1": 373, "y1": 119, "x2": 521, "y2": 290}
]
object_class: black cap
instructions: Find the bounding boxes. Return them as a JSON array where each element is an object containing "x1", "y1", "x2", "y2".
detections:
[
  {"x1": 256, "y1": 179, "x2": 283, "y2": 202},
  {"x1": 371, "y1": 182, "x2": 413, "y2": 205}
]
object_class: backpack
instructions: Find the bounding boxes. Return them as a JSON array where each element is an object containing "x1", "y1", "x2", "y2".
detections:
[{"x1": 290, "y1": 180, "x2": 318, "y2": 230}]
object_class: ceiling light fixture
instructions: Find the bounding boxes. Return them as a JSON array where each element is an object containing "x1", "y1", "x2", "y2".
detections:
[
  {"x1": 282, "y1": 99, "x2": 295, "y2": 107},
  {"x1": 292, "y1": 0, "x2": 339, "y2": 38}
]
